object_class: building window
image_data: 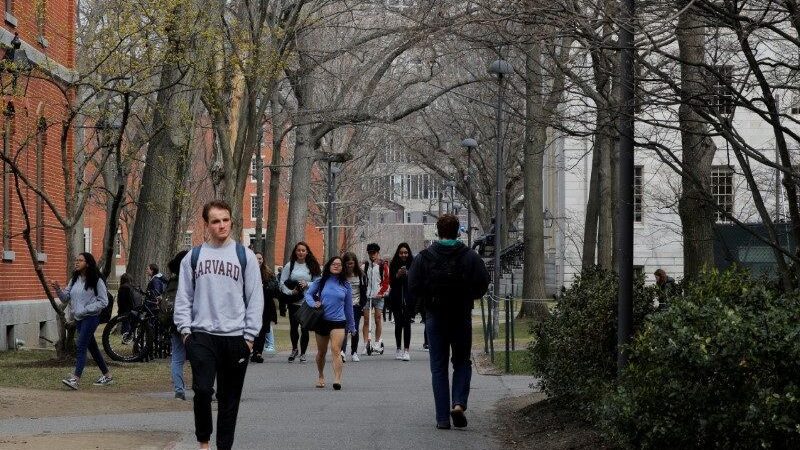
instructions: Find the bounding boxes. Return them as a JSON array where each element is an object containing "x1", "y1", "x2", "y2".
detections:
[
  {"x1": 83, "y1": 228, "x2": 92, "y2": 253},
  {"x1": 710, "y1": 65, "x2": 735, "y2": 115},
  {"x1": 2, "y1": 103, "x2": 15, "y2": 253},
  {"x1": 406, "y1": 212, "x2": 412, "y2": 223},
  {"x1": 183, "y1": 232, "x2": 192, "y2": 250},
  {"x1": 250, "y1": 156, "x2": 260, "y2": 182},
  {"x1": 422, "y1": 214, "x2": 428, "y2": 224},
  {"x1": 114, "y1": 231, "x2": 122, "y2": 258},
  {"x1": 4, "y1": 0, "x2": 17, "y2": 27},
  {"x1": 250, "y1": 195, "x2": 262, "y2": 220},
  {"x1": 633, "y1": 165, "x2": 643, "y2": 223},
  {"x1": 35, "y1": 117, "x2": 46, "y2": 252},
  {"x1": 711, "y1": 166, "x2": 734, "y2": 222}
]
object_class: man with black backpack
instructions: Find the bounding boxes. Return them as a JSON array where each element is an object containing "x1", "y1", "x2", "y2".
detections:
[
  {"x1": 409, "y1": 214, "x2": 489, "y2": 430},
  {"x1": 174, "y1": 200, "x2": 263, "y2": 450}
]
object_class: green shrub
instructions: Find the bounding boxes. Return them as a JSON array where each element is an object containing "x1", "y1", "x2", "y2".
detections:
[
  {"x1": 529, "y1": 266, "x2": 658, "y2": 405},
  {"x1": 603, "y1": 269, "x2": 800, "y2": 448}
]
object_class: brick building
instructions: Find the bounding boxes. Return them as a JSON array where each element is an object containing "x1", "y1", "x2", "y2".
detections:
[{"x1": 1, "y1": 0, "x2": 77, "y2": 349}]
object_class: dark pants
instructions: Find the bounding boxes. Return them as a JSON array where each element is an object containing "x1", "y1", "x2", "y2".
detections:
[
  {"x1": 287, "y1": 303, "x2": 309, "y2": 354},
  {"x1": 341, "y1": 304, "x2": 363, "y2": 354},
  {"x1": 426, "y1": 309, "x2": 472, "y2": 425},
  {"x1": 186, "y1": 332, "x2": 250, "y2": 450},
  {"x1": 74, "y1": 315, "x2": 108, "y2": 377},
  {"x1": 252, "y1": 308, "x2": 272, "y2": 355},
  {"x1": 393, "y1": 300, "x2": 412, "y2": 350}
]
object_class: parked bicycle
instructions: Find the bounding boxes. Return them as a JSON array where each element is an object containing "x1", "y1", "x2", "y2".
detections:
[{"x1": 102, "y1": 286, "x2": 172, "y2": 362}]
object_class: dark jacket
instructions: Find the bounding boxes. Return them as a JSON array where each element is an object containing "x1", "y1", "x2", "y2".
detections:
[
  {"x1": 147, "y1": 273, "x2": 167, "y2": 299},
  {"x1": 263, "y1": 274, "x2": 279, "y2": 324},
  {"x1": 408, "y1": 241, "x2": 489, "y2": 314},
  {"x1": 389, "y1": 261, "x2": 414, "y2": 316},
  {"x1": 117, "y1": 284, "x2": 136, "y2": 315}
]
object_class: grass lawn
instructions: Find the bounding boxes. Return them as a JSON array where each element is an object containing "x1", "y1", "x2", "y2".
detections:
[
  {"x1": 491, "y1": 350, "x2": 534, "y2": 375},
  {"x1": 0, "y1": 347, "x2": 178, "y2": 392}
]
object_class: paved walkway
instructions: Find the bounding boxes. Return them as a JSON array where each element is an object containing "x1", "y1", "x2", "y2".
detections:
[{"x1": 0, "y1": 323, "x2": 535, "y2": 449}]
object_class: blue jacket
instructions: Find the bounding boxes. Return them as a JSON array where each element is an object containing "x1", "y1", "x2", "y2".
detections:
[{"x1": 304, "y1": 277, "x2": 355, "y2": 332}]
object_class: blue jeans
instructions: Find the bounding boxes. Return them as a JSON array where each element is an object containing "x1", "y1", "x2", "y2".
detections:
[
  {"x1": 171, "y1": 332, "x2": 186, "y2": 394},
  {"x1": 74, "y1": 315, "x2": 108, "y2": 378},
  {"x1": 265, "y1": 324, "x2": 275, "y2": 349},
  {"x1": 426, "y1": 310, "x2": 472, "y2": 424},
  {"x1": 341, "y1": 304, "x2": 363, "y2": 354}
]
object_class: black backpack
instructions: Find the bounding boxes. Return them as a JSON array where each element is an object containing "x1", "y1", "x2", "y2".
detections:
[
  {"x1": 99, "y1": 279, "x2": 114, "y2": 324},
  {"x1": 419, "y1": 246, "x2": 469, "y2": 302}
]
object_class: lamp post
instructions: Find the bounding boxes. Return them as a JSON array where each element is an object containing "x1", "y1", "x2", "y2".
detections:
[
  {"x1": 488, "y1": 59, "x2": 512, "y2": 341},
  {"x1": 254, "y1": 125, "x2": 265, "y2": 254},
  {"x1": 326, "y1": 161, "x2": 342, "y2": 260},
  {"x1": 461, "y1": 138, "x2": 478, "y2": 247},
  {"x1": 616, "y1": 0, "x2": 635, "y2": 370}
]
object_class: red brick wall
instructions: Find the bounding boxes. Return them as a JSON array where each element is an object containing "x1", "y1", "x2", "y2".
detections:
[{"x1": 1, "y1": 0, "x2": 76, "y2": 301}]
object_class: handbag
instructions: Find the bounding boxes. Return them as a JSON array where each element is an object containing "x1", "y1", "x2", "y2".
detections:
[{"x1": 294, "y1": 302, "x2": 323, "y2": 331}]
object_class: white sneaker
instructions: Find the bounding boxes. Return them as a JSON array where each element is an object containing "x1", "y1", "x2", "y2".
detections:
[
  {"x1": 362, "y1": 343, "x2": 369, "y2": 355},
  {"x1": 395, "y1": 349, "x2": 403, "y2": 360},
  {"x1": 340, "y1": 350, "x2": 346, "y2": 363},
  {"x1": 351, "y1": 353, "x2": 360, "y2": 362},
  {"x1": 402, "y1": 351, "x2": 410, "y2": 361}
]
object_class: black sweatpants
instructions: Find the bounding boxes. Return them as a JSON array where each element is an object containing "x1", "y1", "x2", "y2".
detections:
[
  {"x1": 186, "y1": 332, "x2": 250, "y2": 450},
  {"x1": 287, "y1": 303, "x2": 309, "y2": 354}
]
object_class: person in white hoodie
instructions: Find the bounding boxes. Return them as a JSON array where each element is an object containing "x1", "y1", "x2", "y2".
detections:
[{"x1": 174, "y1": 200, "x2": 263, "y2": 450}]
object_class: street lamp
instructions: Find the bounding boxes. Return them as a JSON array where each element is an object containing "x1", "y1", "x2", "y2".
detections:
[
  {"x1": 326, "y1": 162, "x2": 342, "y2": 260},
  {"x1": 461, "y1": 138, "x2": 478, "y2": 247},
  {"x1": 488, "y1": 58, "x2": 512, "y2": 345}
]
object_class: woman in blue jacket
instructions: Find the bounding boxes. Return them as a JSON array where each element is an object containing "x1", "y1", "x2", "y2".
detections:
[
  {"x1": 305, "y1": 256, "x2": 356, "y2": 390},
  {"x1": 51, "y1": 252, "x2": 113, "y2": 390}
]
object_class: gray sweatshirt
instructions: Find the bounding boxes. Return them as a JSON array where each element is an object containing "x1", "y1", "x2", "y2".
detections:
[
  {"x1": 173, "y1": 240, "x2": 264, "y2": 341},
  {"x1": 278, "y1": 261, "x2": 317, "y2": 305},
  {"x1": 57, "y1": 276, "x2": 108, "y2": 321}
]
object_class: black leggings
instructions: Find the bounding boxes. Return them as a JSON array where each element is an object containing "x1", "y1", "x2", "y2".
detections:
[
  {"x1": 393, "y1": 302, "x2": 412, "y2": 350},
  {"x1": 342, "y1": 304, "x2": 363, "y2": 355},
  {"x1": 287, "y1": 303, "x2": 309, "y2": 354}
]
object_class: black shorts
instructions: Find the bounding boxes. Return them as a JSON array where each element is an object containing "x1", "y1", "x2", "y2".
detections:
[{"x1": 316, "y1": 320, "x2": 346, "y2": 336}]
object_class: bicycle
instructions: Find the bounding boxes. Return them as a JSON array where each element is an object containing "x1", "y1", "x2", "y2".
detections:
[{"x1": 102, "y1": 286, "x2": 172, "y2": 362}]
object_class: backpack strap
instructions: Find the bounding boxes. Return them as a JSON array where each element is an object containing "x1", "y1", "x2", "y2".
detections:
[{"x1": 190, "y1": 245, "x2": 202, "y2": 290}]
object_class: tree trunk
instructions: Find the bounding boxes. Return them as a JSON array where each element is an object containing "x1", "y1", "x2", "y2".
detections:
[
  {"x1": 127, "y1": 17, "x2": 198, "y2": 287},
  {"x1": 597, "y1": 122, "x2": 614, "y2": 269},
  {"x1": 264, "y1": 96, "x2": 284, "y2": 269},
  {"x1": 520, "y1": 41, "x2": 551, "y2": 320},
  {"x1": 582, "y1": 142, "x2": 601, "y2": 268},
  {"x1": 283, "y1": 57, "x2": 318, "y2": 262},
  {"x1": 677, "y1": 11, "x2": 716, "y2": 280}
]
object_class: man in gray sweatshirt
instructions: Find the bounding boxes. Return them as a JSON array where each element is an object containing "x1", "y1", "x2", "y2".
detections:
[{"x1": 174, "y1": 200, "x2": 264, "y2": 450}]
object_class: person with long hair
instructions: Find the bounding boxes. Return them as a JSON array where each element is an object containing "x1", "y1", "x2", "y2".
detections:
[
  {"x1": 304, "y1": 256, "x2": 355, "y2": 390},
  {"x1": 340, "y1": 252, "x2": 366, "y2": 362},
  {"x1": 252, "y1": 251, "x2": 279, "y2": 362},
  {"x1": 389, "y1": 243, "x2": 415, "y2": 361},
  {"x1": 279, "y1": 241, "x2": 321, "y2": 362},
  {"x1": 52, "y1": 252, "x2": 113, "y2": 389}
]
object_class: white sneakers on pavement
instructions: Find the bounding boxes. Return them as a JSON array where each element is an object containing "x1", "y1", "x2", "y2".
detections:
[
  {"x1": 402, "y1": 351, "x2": 410, "y2": 361},
  {"x1": 395, "y1": 349, "x2": 403, "y2": 360},
  {"x1": 351, "y1": 353, "x2": 360, "y2": 362}
]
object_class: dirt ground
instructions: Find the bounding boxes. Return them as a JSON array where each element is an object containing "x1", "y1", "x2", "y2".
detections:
[
  {"x1": 0, "y1": 431, "x2": 180, "y2": 450},
  {"x1": 0, "y1": 387, "x2": 190, "y2": 420},
  {"x1": 493, "y1": 392, "x2": 610, "y2": 450}
]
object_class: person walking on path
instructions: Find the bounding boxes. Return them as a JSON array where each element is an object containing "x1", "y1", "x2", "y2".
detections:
[
  {"x1": 363, "y1": 243, "x2": 390, "y2": 355},
  {"x1": 409, "y1": 214, "x2": 489, "y2": 430},
  {"x1": 174, "y1": 200, "x2": 264, "y2": 450},
  {"x1": 389, "y1": 243, "x2": 415, "y2": 361},
  {"x1": 252, "y1": 251, "x2": 279, "y2": 362},
  {"x1": 52, "y1": 252, "x2": 114, "y2": 390},
  {"x1": 340, "y1": 252, "x2": 366, "y2": 362},
  {"x1": 165, "y1": 250, "x2": 189, "y2": 400},
  {"x1": 279, "y1": 241, "x2": 321, "y2": 363},
  {"x1": 305, "y1": 256, "x2": 356, "y2": 390}
]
